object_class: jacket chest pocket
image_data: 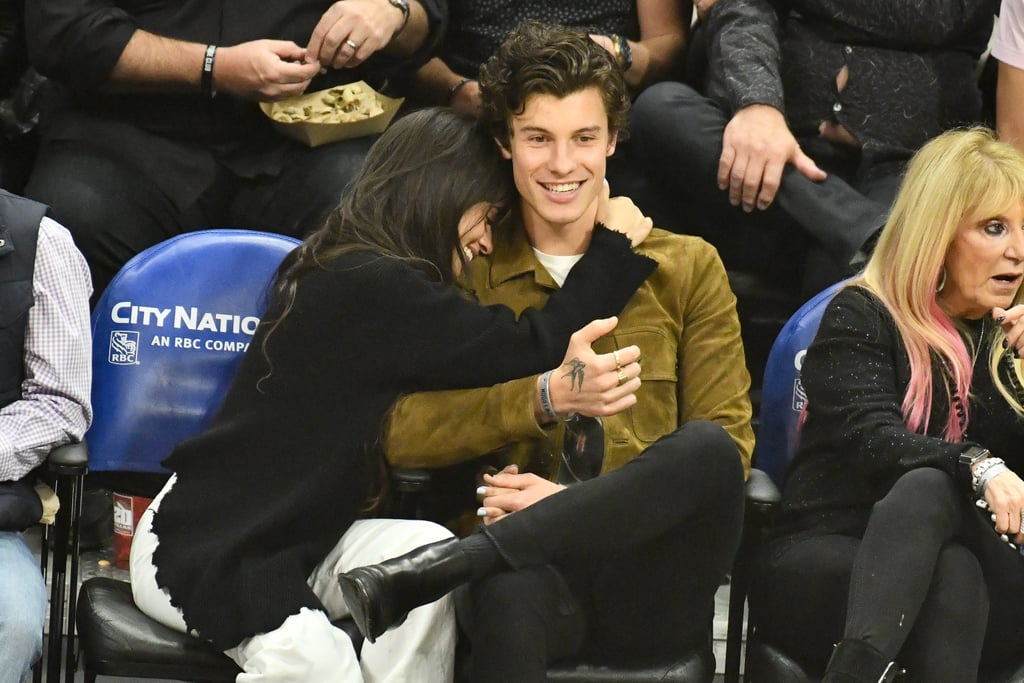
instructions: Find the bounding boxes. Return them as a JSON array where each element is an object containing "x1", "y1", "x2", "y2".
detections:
[{"x1": 611, "y1": 328, "x2": 678, "y2": 444}]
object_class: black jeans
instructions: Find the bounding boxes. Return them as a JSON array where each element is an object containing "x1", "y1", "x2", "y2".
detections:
[
  {"x1": 628, "y1": 82, "x2": 903, "y2": 297},
  {"x1": 459, "y1": 420, "x2": 746, "y2": 683},
  {"x1": 25, "y1": 124, "x2": 373, "y2": 299},
  {"x1": 752, "y1": 468, "x2": 1024, "y2": 681}
]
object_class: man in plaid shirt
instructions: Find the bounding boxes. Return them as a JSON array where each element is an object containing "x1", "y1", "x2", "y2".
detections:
[{"x1": 0, "y1": 189, "x2": 91, "y2": 683}]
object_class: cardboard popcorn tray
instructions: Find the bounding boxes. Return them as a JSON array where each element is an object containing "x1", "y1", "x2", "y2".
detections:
[{"x1": 260, "y1": 81, "x2": 403, "y2": 148}]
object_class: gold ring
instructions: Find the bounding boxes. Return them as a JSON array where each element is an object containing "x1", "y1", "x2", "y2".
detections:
[
  {"x1": 345, "y1": 39, "x2": 360, "y2": 50},
  {"x1": 617, "y1": 368, "x2": 627, "y2": 385},
  {"x1": 613, "y1": 349, "x2": 622, "y2": 369}
]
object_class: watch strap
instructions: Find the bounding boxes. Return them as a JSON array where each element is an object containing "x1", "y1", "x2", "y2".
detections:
[{"x1": 389, "y1": 0, "x2": 410, "y2": 36}]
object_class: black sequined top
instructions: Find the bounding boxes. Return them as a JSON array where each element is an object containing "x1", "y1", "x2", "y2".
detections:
[{"x1": 774, "y1": 285, "x2": 1024, "y2": 543}]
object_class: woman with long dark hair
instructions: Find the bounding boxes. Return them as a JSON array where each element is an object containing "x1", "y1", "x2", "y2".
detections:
[{"x1": 127, "y1": 107, "x2": 656, "y2": 682}]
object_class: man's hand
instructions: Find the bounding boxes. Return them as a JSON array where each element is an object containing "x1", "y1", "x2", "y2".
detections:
[
  {"x1": 718, "y1": 104, "x2": 826, "y2": 212},
  {"x1": 476, "y1": 465, "x2": 565, "y2": 524},
  {"x1": 543, "y1": 317, "x2": 641, "y2": 419},
  {"x1": 215, "y1": 40, "x2": 321, "y2": 101},
  {"x1": 307, "y1": 0, "x2": 406, "y2": 70},
  {"x1": 596, "y1": 181, "x2": 653, "y2": 247}
]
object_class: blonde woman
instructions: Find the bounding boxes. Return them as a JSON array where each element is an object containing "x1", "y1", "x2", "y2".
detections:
[{"x1": 750, "y1": 127, "x2": 1024, "y2": 682}]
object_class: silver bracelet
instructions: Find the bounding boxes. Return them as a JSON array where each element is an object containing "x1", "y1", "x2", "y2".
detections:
[
  {"x1": 972, "y1": 456, "x2": 1007, "y2": 494},
  {"x1": 538, "y1": 370, "x2": 559, "y2": 423},
  {"x1": 978, "y1": 461, "x2": 1010, "y2": 496}
]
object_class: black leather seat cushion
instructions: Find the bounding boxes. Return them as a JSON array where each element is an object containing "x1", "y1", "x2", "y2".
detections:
[
  {"x1": 77, "y1": 577, "x2": 363, "y2": 681},
  {"x1": 546, "y1": 647, "x2": 715, "y2": 682},
  {"x1": 79, "y1": 576, "x2": 713, "y2": 682}
]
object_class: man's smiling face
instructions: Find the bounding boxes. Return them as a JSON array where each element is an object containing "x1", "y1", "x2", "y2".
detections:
[{"x1": 500, "y1": 87, "x2": 617, "y2": 236}]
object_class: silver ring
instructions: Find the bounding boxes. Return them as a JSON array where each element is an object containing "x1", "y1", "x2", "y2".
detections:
[
  {"x1": 612, "y1": 349, "x2": 622, "y2": 369},
  {"x1": 345, "y1": 39, "x2": 360, "y2": 51}
]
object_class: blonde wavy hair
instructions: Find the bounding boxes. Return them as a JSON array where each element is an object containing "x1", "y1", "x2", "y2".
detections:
[{"x1": 854, "y1": 127, "x2": 1024, "y2": 441}]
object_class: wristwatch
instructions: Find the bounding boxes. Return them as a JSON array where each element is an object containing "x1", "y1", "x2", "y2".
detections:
[
  {"x1": 959, "y1": 445, "x2": 991, "y2": 483},
  {"x1": 388, "y1": 0, "x2": 410, "y2": 36}
]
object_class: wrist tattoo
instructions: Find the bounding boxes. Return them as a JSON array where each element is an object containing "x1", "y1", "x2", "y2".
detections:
[{"x1": 563, "y1": 357, "x2": 586, "y2": 392}]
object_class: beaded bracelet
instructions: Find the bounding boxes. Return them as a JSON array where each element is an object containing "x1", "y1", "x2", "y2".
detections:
[
  {"x1": 972, "y1": 456, "x2": 1007, "y2": 495},
  {"x1": 977, "y1": 460, "x2": 1010, "y2": 496}
]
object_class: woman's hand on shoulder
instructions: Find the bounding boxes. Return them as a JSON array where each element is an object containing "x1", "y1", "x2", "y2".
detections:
[{"x1": 596, "y1": 180, "x2": 653, "y2": 247}]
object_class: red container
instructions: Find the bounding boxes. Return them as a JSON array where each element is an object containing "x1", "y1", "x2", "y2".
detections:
[{"x1": 112, "y1": 493, "x2": 153, "y2": 571}]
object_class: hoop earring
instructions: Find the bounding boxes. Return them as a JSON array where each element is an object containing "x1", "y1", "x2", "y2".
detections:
[{"x1": 936, "y1": 267, "x2": 946, "y2": 293}]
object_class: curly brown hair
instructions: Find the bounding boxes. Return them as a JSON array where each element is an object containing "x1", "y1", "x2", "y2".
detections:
[{"x1": 478, "y1": 20, "x2": 631, "y2": 148}]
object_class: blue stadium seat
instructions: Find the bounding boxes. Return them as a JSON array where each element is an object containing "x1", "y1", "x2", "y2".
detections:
[
  {"x1": 754, "y1": 280, "x2": 848, "y2": 487},
  {"x1": 73, "y1": 229, "x2": 304, "y2": 682}
]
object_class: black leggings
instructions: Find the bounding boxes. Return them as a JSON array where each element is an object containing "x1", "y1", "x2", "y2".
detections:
[
  {"x1": 458, "y1": 420, "x2": 746, "y2": 683},
  {"x1": 752, "y1": 468, "x2": 1024, "y2": 681}
]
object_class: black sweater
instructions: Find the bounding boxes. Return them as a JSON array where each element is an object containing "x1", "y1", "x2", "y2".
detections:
[
  {"x1": 776, "y1": 286, "x2": 1024, "y2": 543},
  {"x1": 151, "y1": 227, "x2": 656, "y2": 649}
]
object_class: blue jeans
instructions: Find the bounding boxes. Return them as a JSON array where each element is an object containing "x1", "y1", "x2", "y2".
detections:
[{"x1": 0, "y1": 531, "x2": 46, "y2": 683}]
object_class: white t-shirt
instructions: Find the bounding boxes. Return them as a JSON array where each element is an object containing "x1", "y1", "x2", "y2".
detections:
[
  {"x1": 993, "y1": 0, "x2": 1024, "y2": 69},
  {"x1": 532, "y1": 249, "x2": 583, "y2": 287}
]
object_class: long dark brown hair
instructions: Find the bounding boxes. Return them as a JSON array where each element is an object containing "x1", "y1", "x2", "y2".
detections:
[{"x1": 259, "y1": 107, "x2": 514, "y2": 380}]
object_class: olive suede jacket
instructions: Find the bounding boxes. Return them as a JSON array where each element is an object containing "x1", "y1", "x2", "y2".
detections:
[{"x1": 384, "y1": 225, "x2": 754, "y2": 486}]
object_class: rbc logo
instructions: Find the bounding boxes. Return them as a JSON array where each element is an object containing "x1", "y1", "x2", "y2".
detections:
[
  {"x1": 792, "y1": 377, "x2": 807, "y2": 412},
  {"x1": 109, "y1": 330, "x2": 139, "y2": 365}
]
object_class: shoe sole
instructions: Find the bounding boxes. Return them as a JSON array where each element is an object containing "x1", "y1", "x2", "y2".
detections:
[{"x1": 338, "y1": 574, "x2": 378, "y2": 644}]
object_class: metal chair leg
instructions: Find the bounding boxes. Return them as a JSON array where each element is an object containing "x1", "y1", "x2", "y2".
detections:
[
  {"x1": 46, "y1": 478, "x2": 69, "y2": 683},
  {"x1": 64, "y1": 473, "x2": 84, "y2": 683}
]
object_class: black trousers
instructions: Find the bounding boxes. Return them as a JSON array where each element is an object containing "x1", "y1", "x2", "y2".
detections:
[
  {"x1": 626, "y1": 82, "x2": 903, "y2": 297},
  {"x1": 459, "y1": 420, "x2": 746, "y2": 683},
  {"x1": 751, "y1": 468, "x2": 1024, "y2": 682},
  {"x1": 25, "y1": 122, "x2": 374, "y2": 299}
]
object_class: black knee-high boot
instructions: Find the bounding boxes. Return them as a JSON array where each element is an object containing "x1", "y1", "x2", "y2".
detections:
[
  {"x1": 338, "y1": 537, "x2": 473, "y2": 643},
  {"x1": 823, "y1": 640, "x2": 905, "y2": 683}
]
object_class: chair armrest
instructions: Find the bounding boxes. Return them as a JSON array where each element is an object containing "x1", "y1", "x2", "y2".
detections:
[
  {"x1": 745, "y1": 467, "x2": 781, "y2": 519},
  {"x1": 388, "y1": 467, "x2": 432, "y2": 519},
  {"x1": 48, "y1": 441, "x2": 89, "y2": 477},
  {"x1": 391, "y1": 467, "x2": 432, "y2": 493}
]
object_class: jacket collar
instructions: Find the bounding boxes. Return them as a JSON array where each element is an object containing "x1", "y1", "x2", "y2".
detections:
[{"x1": 484, "y1": 218, "x2": 559, "y2": 290}]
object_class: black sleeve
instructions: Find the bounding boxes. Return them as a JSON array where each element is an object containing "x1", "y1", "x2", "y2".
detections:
[
  {"x1": 25, "y1": 0, "x2": 137, "y2": 89},
  {"x1": 703, "y1": 0, "x2": 786, "y2": 114},
  {"x1": 801, "y1": 287, "x2": 968, "y2": 480},
  {"x1": 314, "y1": 226, "x2": 657, "y2": 391}
]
